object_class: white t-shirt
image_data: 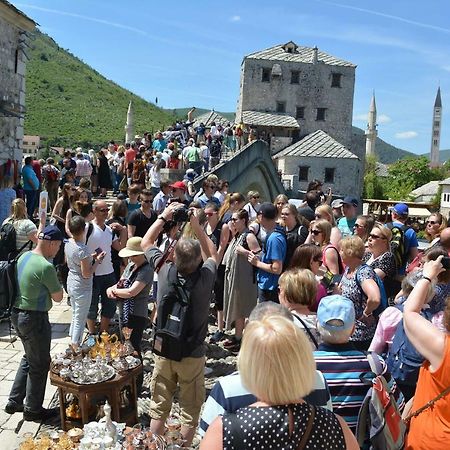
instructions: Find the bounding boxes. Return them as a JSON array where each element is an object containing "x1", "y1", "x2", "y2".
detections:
[{"x1": 85, "y1": 222, "x2": 117, "y2": 276}]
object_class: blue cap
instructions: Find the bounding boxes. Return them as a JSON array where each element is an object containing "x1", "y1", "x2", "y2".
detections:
[
  {"x1": 317, "y1": 295, "x2": 355, "y2": 332},
  {"x1": 38, "y1": 225, "x2": 64, "y2": 241},
  {"x1": 390, "y1": 203, "x2": 408, "y2": 216},
  {"x1": 343, "y1": 196, "x2": 358, "y2": 207}
]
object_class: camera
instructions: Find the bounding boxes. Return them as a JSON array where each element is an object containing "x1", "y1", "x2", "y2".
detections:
[{"x1": 172, "y1": 206, "x2": 190, "y2": 223}]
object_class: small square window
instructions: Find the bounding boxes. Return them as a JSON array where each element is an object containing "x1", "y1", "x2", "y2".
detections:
[
  {"x1": 276, "y1": 102, "x2": 286, "y2": 113},
  {"x1": 331, "y1": 73, "x2": 342, "y2": 87},
  {"x1": 262, "y1": 68, "x2": 271, "y2": 82},
  {"x1": 299, "y1": 166, "x2": 309, "y2": 182},
  {"x1": 433, "y1": 139, "x2": 438, "y2": 145},
  {"x1": 324, "y1": 168, "x2": 335, "y2": 183},
  {"x1": 296, "y1": 107, "x2": 305, "y2": 120},
  {"x1": 316, "y1": 108, "x2": 326, "y2": 121},
  {"x1": 434, "y1": 121, "x2": 440, "y2": 127},
  {"x1": 290, "y1": 71, "x2": 300, "y2": 84}
]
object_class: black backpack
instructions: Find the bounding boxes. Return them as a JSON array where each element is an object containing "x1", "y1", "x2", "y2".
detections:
[
  {"x1": 0, "y1": 222, "x2": 18, "y2": 261},
  {"x1": 151, "y1": 264, "x2": 200, "y2": 361},
  {"x1": 386, "y1": 223, "x2": 409, "y2": 270}
]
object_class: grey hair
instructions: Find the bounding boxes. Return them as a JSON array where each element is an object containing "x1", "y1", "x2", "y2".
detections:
[
  {"x1": 174, "y1": 238, "x2": 202, "y2": 275},
  {"x1": 317, "y1": 322, "x2": 353, "y2": 344},
  {"x1": 248, "y1": 302, "x2": 293, "y2": 322}
]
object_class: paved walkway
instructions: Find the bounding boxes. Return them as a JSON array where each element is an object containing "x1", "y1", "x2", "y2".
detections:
[{"x1": 0, "y1": 300, "x2": 73, "y2": 449}]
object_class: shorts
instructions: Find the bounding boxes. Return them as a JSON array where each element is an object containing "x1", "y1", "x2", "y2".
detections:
[
  {"x1": 150, "y1": 355, "x2": 205, "y2": 427},
  {"x1": 88, "y1": 272, "x2": 117, "y2": 320}
]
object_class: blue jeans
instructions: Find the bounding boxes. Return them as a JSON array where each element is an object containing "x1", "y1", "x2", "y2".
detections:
[
  {"x1": 69, "y1": 288, "x2": 92, "y2": 345},
  {"x1": 24, "y1": 189, "x2": 37, "y2": 219},
  {"x1": 9, "y1": 309, "x2": 51, "y2": 412}
]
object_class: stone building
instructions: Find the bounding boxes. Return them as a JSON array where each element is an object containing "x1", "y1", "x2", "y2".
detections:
[
  {"x1": 0, "y1": 0, "x2": 36, "y2": 168},
  {"x1": 22, "y1": 134, "x2": 40, "y2": 156},
  {"x1": 236, "y1": 41, "x2": 356, "y2": 150}
]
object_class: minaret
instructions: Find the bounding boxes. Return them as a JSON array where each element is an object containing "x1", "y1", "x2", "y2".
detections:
[
  {"x1": 124, "y1": 101, "x2": 134, "y2": 143},
  {"x1": 430, "y1": 87, "x2": 442, "y2": 167},
  {"x1": 365, "y1": 92, "x2": 378, "y2": 156}
]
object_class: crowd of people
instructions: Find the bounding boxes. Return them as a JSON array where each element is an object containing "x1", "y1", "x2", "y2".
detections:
[{"x1": 0, "y1": 130, "x2": 450, "y2": 449}]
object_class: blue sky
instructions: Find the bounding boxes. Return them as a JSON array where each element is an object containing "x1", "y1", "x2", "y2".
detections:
[{"x1": 12, "y1": 0, "x2": 450, "y2": 155}]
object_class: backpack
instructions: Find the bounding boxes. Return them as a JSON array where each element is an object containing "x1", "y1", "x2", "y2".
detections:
[
  {"x1": 236, "y1": 127, "x2": 243, "y2": 137},
  {"x1": 210, "y1": 139, "x2": 222, "y2": 157},
  {"x1": 386, "y1": 304, "x2": 432, "y2": 386},
  {"x1": 386, "y1": 223, "x2": 408, "y2": 270},
  {"x1": 151, "y1": 264, "x2": 200, "y2": 361},
  {"x1": 356, "y1": 353, "x2": 406, "y2": 450},
  {"x1": 355, "y1": 264, "x2": 388, "y2": 317},
  {"x1": 0, "y1": 222, "x2": 17, "y2": 261},
  {"x1": 45, "y1": 166, "x2": 58, "y2": 182}
]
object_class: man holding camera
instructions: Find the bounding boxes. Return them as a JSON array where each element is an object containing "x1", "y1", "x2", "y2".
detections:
[{"x1": 141, "y1": 203, "x2": 219, "y2": 447}]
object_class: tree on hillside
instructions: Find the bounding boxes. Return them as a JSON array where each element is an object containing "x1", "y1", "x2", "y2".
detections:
[
  {"x1": 363, "y1": 154, "x2": 385, "y2": 199},
  {"x1": 384, "y1": 156, "x2": 445, "y2": 200}
]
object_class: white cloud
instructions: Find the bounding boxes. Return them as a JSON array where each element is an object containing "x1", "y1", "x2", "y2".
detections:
[
  {"x1": 230, "y1": 15, "x2": 241, "y2": 22},
  {"x1": 395, "y1": 131, "x2": 418, "y2": 139},
  {"x1": 378, "y1": 114, "x2": 391, "y2": 124}
]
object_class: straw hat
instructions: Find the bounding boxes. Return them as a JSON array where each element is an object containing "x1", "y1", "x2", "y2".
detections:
[{"x1": 118, "y1": 237, "x2": 145, "y2": 258}]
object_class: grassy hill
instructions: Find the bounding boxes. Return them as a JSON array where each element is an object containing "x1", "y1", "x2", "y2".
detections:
[
  {"x1": 24, "y1": 30, "x2": 175, "y2": 148},
  {"x1": 420, "y1": 149, "x2": 450, "y2": 163},
  {"x1": 351, "y1": 126, "x2": 415, "y2": 164}
]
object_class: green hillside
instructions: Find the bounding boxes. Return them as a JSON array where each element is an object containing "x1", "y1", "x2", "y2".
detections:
[
  {"x1": 24, "y1": 30, "x2": 175, "y2": 148},
  {"x1": 420, "y1": 149, "x2": 450, "y2": 163},
  {"x1": 352, "y1": 126, "x2": 415, "y2": 164}
]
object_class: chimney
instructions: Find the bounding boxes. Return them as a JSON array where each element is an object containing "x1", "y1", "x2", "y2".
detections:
[{"x1": 312, "y1": 46, "x2": 318, "y2": 64}]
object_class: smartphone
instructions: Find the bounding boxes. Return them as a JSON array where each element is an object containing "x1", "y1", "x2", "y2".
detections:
[
  {"x1": 95, "y1": 247, "x2": 103, "y2": 255},
  {"x1": 442, "y1": 256, "x2": 450, "y2": 270}
]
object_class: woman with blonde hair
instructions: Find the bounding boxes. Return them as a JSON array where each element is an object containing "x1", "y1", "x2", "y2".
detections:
[
  {"x1": 280, "y1": 203, "x2": 308, "y2": 268},
  {"x1": 201, "y1": 315, "x2": 358, "y2": 449},
  {"x1": 273, "y1": 193, "x2": 288, "y2": 223},
  {"x1": 278, "y1": 269, "x2": 319, "y2": 348},
  {"x1": 309, "y1": 219, "x2": 344, "y2": 276},
  {"x1": 314, "y1": 203, "x2": 342, "y2": 246},
  {"x1": 424, "y1": 212, "x2": 447, "y2": 246},
  {"x1": 218, "y1": 192, "x2": 245, "y2": 223},
  {"x1": 243, "y1": 190, "x2": 260, "y2": 222},
  {"x1": 2, "y1": 198, "x2": 45, "y2": 257}
]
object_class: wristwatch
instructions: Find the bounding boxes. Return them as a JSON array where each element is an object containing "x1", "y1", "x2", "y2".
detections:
[{"x1": 158, "y1": 216, "x2": 168, "y2": 223}]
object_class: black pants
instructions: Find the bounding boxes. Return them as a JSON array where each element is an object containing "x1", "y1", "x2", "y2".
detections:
[{"x1": 127, "y1": 314, "x2": 147, "y2": 392}]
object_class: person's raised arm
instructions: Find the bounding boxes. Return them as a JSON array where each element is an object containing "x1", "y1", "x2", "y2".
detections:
[
  {"x1": 403, "y1": 257, "x2": 447, "y2": 371},
  {"x1": 190, "y1": 209, "x2": 219, "y2": 265}
]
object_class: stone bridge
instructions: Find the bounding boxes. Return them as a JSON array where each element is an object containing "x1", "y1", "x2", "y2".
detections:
[{"x1": 195, "y1": 140, "x2": 285, "y2": 201}]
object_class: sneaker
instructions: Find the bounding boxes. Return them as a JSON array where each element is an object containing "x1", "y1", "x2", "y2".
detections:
[
  {"x1": 209, "y1": 330, "x2": 225, "y2": 343},
  {"x1": 23, "y1": 407, "x2": 59, "y2": 422},
  {"x1": 4, "y1": 401, "x2": 24, "y2": 414},
  {"x1": 86, "y1": 334, "x2": 97, "y2": 347},
  {"x1": 223, "y1": 336, "x2": 238, "y2": 348}
]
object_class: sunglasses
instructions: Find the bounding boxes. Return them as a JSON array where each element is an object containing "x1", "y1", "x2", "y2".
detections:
[
  {"x1": 313, "y1": 258, "x2": 323, "y2": 264},
  {"x1": 369, "y1": 233, "x2": 385, "y2": 240},
  {"x1": 311, "y1": 229, "x2": 321, "y2": 235},
  {"x1": 230, "y1": 217, "x2": 240, "y2": 222},
  {"x1": 426, "y1": 220, "x2": 439, "y2": 225},
  {"x1": 97, "y1": 208, "x2": 109, "y2": 212},
  {"x1": 253, "y1": 196, "x2": 260, "y2": 199}
]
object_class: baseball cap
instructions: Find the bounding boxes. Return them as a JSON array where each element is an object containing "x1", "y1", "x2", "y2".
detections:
[
  {"x1": 317, "y1": 295, "x2": 355, "y2": 332},
  {"x1": 390, "y1": 203, "x2": 408, "y2": 216},
  {"x1": 343, "y1": 196, "x2": 358, "y2": 208},
  {"x1": 170, "y1": 181, "x2": 186, "y2": 191},
  {"x1": 38, "y1": 225, "x2": 64, "y2": 241},
  {"x1": 258, "y1": 202, "x2": 277, "y2": 220},
  {"x1": 331, "y1": 199, "x2": 344, "y2": 209}
]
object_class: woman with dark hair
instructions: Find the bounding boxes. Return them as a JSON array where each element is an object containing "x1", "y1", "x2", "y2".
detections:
[
  {"x1": 424, "y1": 212, "x2": 447, "y2": 246},
  {"x1": 106, "y1": 200, "x2": 128, "y2": 280},
  {"x1": 353, "y1": 214, "x2": 375, "y2": 244},
  {"x1": 97, "y1": 149, "x2": 112, "y2": 197},
  {"x1": 64, "y1": 188, "x2": 90, "y2": 237},
  {"x1": 280, "y1": 203, "x2": 308, "y2": 268},
  {"x1": 222, "y1": 209, "x2": 261, "y2": 351}
]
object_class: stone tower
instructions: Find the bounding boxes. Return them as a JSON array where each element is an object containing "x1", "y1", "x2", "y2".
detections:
[
  {"x1": 124, "y1": 101, "x2": 134, "y2": 144},
  {"x1": 365, "y1": 92, "x2": 377, "y2": 156},
  {"x1": 430, "y1": 87, "x2": 442, "y2": 167}
]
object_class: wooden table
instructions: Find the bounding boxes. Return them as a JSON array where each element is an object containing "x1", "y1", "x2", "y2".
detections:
[{"x1": 50, "y1": 364, "x2": 142, "y2": 430}]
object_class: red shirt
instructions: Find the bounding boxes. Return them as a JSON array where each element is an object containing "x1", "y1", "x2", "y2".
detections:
[
  {"x1": 125, "y1": 148, "x2": 136, "y2": 164},
  {"x1": 31, "y1": 160, "x2": 42, "y2": 182}
]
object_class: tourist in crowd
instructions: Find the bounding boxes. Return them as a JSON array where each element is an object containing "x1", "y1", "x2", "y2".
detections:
[
  {"x1": 97, "y1": 149, "x2": 112, "y2": 198},
  {"x1": 278, "y1": 269, "x2": 319, "y2": 348},
  {"x1": 218, "y1": 192, "x2": 245, "y2": 223},
  {"x1": 167, "y1": 147, "x2": 180, "y2": 169},
  {"x1": 65, "y1": 216, "x2": 105, "y2": 349},
  {"x1": 199, "y1": 302, "x2": 333, "y2": 437},
  {"x1": 314, "y1": 203, "x2": 342, "y2": 246},
  {"x1": 128, "y1": 189, "x2": 157, "y2": 238},
  {"x1": 424, "y1": 212, "x2": 447, "y2": 247},
  {"x1": 75, "y1": 152, "x2": 92, "y2": 185},
  {"x1": 353, "y1": 214, "x2": 375, "y2": 243},
  {"x1": 41, "y1": 158, "x2": 60, "y2": 210},
  {"x1": 5, "y1": 225, "x2": 64, "y2": 421},
  {"x1": 339, "y1": 236, "x2": 381, "y2": 350},
  {"x1": 126, "y1": 184, "x2": 141, "y2": 216},
  {"x1": 106, "y1": 200, "x2": 128, "y2": 281},
  {"x1": 205, "y1": 202, "x2": 230, "y2": 344},
  {"x1": 148, "y1": 157, "x2": 164, "y2": 197},
  {"x1": 0, "y1": 176, "x2": 16, "y2": 227},
  {"x1": 22, "y1": 156, "x2": 40, "y2": 219},
  {"x1": 222, "y1": 209, "x2": 260, "y2": 351},
  {"x1": 214, "y1": 180, "x2": 229, "y2": 205},
  {"x1": 314, "y1": 295, "x2": 403, "y2": 434},
  {"x1": 88, "y1": 149, "x2": 98, "y2": 196},
  {"x1": 337, "y1": 196, "x2": 358, "y2": 237},
  {"x1": 273, "y1": 193, "x2": 288, "y2": 223},
  {"x1": 402, "y1": 256, "x2": 450, "y2": 449},
  {"x1": 247, "y1": 203, "x2": 286, "y2": 303},
  {"x1": 290, "y1": 244, "x2": 328, "y2": 312},
  {"x1": 152, "y1": 180, "x2": 171, "y2": 215},
  {"x1": 281, "y1": 203, "x2": 308, "y2": 268},
  {"x1": 200, "y1": 313, "x2": 358, "y2": 449},
  {"x1": 169, "y1": 181, "x2": 187, "y2": 205},
  {"x1": 308, "y1": 219, "x2": 344, "y2": 276},
  {"x1": 64, "y1": 188, "x2": 90, "y2": 237},
  {"x1": 243, "y1": 190, "x2": 261, "y2": 222},
  {"x1": 197, "y1": 179, "x2": 220, "y2": 208},
  {"x1": 183, "y1": 169, "x2": 197, "y2": 202},
  {"x1": 85, "y1": 200, "x2": 127, "y2": 339},
  {"x1": 298, "y1": 190, "x2": 321, "y2": 222}
]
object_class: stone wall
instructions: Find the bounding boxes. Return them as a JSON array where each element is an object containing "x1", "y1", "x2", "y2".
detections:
[
  {"x1": 277, "y1": 155, "x2": 361, "y2": 199},
  {"x1": 0, "y1": 15, "x2": 29, "y2": 165},
  {"x1": 236, "y1": 57, "x2": 355, "y2": 149}
]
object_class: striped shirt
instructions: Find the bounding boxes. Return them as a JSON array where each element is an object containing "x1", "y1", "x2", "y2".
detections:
[
  {"x1": 198, "y1": 370, "x2": 332, "y2": 436},
  {"x1": 2, "y1": 218, "x2": 36, "y2": 255},
  {"x1": 314, "y1": 342, "x2": 404, "y2": 433}
]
